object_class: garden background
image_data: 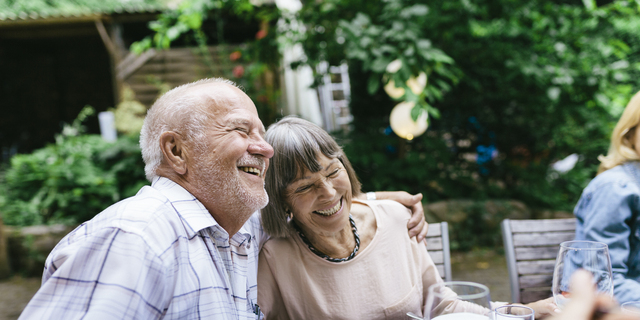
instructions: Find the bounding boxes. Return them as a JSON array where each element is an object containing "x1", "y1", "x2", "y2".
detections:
[{"x1": 1, "y1": 0, "x2": 640, "y2": 260}]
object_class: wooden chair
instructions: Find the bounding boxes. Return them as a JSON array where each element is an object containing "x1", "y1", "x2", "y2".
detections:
[
  {"x1": 500, "y1": 218, "x2": 576, "y2": 303},
  {"x1": 425, "y1": 222, "x2": 453, "y2": 282}
]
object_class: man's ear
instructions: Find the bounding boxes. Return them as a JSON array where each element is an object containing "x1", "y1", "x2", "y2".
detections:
[{"x1": 159, "y1": 131, "x2": 189, "y2": 175}]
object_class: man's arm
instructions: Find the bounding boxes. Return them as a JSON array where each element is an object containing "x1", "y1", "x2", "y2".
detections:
[
  {"x1": 358, "y1": 191, "x2": 428, "y2": 241},
  {"x1": 20, "y1": 228, "x2": 171, "y2": 320},
  {"x1": 546, "y1": 270, "x2": 636, "y2": 320}
]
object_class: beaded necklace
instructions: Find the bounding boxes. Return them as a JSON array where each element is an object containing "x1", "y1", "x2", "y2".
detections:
[{"x1": 293, "y1": 214, "x2": 360, "y2": 263}]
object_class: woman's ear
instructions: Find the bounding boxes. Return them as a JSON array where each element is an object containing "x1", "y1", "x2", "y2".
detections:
[{"x1": 159, "y1": 131, "x2": 188, "y2": 175}]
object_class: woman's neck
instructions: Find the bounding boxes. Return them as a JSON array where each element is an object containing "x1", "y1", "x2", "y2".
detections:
[
  {"x1": 299, "y1": 217, "x2": 356, "y2": 260},
  {"x1": 296, "y1": 202, "x2": 377, "y2": 259}
]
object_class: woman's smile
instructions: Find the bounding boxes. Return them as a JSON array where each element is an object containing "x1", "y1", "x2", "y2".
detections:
[{"x1": 313, "y1": 198, "x2": 343, "y2": 216}]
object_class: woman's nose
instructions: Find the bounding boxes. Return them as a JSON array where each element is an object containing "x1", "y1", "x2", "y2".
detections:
[{"x1": 318, "y1": 180, "x2": 336, "y2": 198}]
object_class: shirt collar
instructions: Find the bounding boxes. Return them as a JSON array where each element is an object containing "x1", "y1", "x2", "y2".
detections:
[{"x1": 151, "y1": 176, "x2": 253, "y2": 242}]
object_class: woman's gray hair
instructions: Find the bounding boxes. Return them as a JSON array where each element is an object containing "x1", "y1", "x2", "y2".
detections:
[
  {"x1": 139, "y1": 78, "x2": 238, "y2": 182},
  {"x1": 262, "y1": 116, "x2": 362, "y2": 238}
]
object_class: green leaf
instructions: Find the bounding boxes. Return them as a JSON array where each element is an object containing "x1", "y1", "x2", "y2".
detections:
[
  {"x1": 400, "y1": 4, "x2": 429, "y2": 19},
  {"x1": 582, "y1": 0, "x2": 596, "y2": 10},
  {"x1": 179, "y1": 11, "x2": 203, "y2": 29},
  {"x1": 416, "y1": 39, "x2": 432, "y2": 51},
  {"x1": 426, "y1": 104, "x2": 441, "y2": 119},
  {"x1": 367, "y1": 76, "x2": 381, "y2": 95},
  {"x1": 404, "y1": 45, "x2": 415, "y2": 57},
  {"x1": 370, "y1": 57, "x2": 391, "y2": 73},
  {"x1": 410, "y1": 104, "x2": 422, "y2": 121}
]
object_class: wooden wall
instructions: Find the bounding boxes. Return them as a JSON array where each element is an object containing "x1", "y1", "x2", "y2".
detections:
[{"x1": 122, "y1": 45, "x2": 243, "y2": 107}]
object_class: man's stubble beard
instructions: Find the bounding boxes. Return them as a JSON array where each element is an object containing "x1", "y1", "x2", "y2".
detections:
[{"x1": 191, "y1": 154, "x2": 269, "y2": 228}]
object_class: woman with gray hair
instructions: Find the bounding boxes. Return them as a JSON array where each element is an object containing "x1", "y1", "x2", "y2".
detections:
[{"x1": 257, "y1": 116, "x2": 556, "y2": 319}]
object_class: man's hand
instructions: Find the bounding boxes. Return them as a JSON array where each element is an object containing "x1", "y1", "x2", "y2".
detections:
[
  {"x1": 359, "y1": 191, "x2": 428, "y2": 242},
  {"x1": 546, "y1": 270, "x2": 637, "y2": 320},
  {"x1": 522, "y1": 297, "x2": 559, "y2": 319}
]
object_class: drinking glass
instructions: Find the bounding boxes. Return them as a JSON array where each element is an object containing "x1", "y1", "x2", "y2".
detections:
[
  {"x1": 621, "y1": 301, "x2": 640, "y2": 315},
  {"x1": 552, "y1": 240, "x2": 613, "y2": 309},
  {"x1": 424, "y1": 281, "x2": 492, "y2": 320},
  {"x1": 491, "y1": 305, "x2": 534, "y2": 320}
]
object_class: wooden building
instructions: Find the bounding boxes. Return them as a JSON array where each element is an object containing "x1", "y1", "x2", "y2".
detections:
[
  {"x1": 0, "y1": 0, "x2": 266, "y2": 161},
  {"x1": 0, "y1": 1, "x2": 169, "y2": 161}
]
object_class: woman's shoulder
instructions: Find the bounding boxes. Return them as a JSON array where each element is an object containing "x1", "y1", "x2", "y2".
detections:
[
  {"x1": 356, "y1": 199, "x2": 411, "y2": 223},
  {"x1": 261, "y1": 236, "x2": 299, "y2": 257},
  {"x1": 585, "y1": 162, "x2": 640, "y2": 191}
]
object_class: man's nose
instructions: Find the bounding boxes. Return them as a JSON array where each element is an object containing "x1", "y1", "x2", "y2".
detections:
[{"x1": 249, "y1": 136, "x2": 274, "y2": 159}]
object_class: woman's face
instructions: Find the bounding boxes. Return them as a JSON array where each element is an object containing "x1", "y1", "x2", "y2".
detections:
[{"x1": 285, "y1": 153, "x2": 352, "y2": 235}]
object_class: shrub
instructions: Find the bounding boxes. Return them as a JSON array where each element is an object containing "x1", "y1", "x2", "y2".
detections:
[{"x1": 0, "y1": 107, "x2": 147, "y2": 226}]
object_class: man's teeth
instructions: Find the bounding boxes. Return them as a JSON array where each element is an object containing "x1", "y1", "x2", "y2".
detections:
[
  {"x1": 315, "y1": 201, "x2": 341, "y2": 216},
  {"x1": 239, "y1": 166, "x2": 261, "y2": 176}
]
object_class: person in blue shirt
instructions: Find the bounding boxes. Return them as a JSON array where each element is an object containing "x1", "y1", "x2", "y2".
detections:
[{"x1": 574, "y1": 90, "x2": 640, "y2": 304}]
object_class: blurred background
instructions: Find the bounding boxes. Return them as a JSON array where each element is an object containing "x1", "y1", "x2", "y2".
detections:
[{"x1": 0, "y1": 0, "x2": 639, "y2": 317}]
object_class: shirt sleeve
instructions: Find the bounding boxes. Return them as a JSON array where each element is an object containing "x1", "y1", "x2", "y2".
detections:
[
  {"x1": 19, "y1": 227, "x2": 173, "y2": 320},
  {"x1": 574, "y1": 177, "x2": 640, "y2": 303}
]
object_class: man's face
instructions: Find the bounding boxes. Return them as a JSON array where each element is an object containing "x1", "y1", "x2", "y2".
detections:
[{"x1": 186, "y1": 84, "x2": 274, "y2": 223}]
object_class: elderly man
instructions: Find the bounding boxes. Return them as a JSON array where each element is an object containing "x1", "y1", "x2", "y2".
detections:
[{"x1": 19, "y1": 78, "x2": 426, "y2": 319}]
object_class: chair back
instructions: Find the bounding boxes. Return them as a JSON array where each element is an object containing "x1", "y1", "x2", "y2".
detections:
[
  {"x1": 501, "y1": 218, "x2": 576, "y2": 303},
  {"x1": 426, "y1": 222, "x2": 452, "y2": 282}
]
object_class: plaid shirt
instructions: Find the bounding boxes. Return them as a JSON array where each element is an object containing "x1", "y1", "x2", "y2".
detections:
[{"x1": 19, "y1": 177, "x2": 268, "y2": 320}]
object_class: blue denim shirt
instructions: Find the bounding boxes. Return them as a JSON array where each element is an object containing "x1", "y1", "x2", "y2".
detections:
[{"x1": 574, "y1": 162, "x2": 640, "y2": 303}]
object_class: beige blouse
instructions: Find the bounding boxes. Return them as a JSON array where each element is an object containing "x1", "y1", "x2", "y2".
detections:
[{"x1": 258, "y1": 199, "x2": 493, "y2": 319}]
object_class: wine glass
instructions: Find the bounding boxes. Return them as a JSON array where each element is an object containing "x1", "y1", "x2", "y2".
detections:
[
  {"x1": 423, "y1": 281, "x2": 492, "y2": 320},
  {"x1": 491, "y1": 305, "x2": 534, "y2": 320},
  {"x1": 621, "y1": 301, "x2": 640, "y2": 315},
  {"x1": 552, "y1": 240, "x2": 613, "y2": 309}
]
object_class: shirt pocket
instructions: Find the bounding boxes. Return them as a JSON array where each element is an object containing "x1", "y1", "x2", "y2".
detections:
[{"x1": 383, "y1": 282, "x2": 423, "y2": 319}]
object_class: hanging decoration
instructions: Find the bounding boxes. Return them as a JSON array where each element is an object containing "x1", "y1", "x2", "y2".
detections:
[
  {"x1": 389, "y1": 101, "x2": 428, "y2": 140},
  {"x1": 384, "y1": 59, "x2": 430, "y2": 140}
]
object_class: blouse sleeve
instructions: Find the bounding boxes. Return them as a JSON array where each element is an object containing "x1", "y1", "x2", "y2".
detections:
[
  {"x1": 574, "y1": 177, "x2": 640, "y2": 303},
  {"x1": 417, "y1": 238, "x2": 495, "y2": 317},
  {"x1": 257, "y1": 245, "x2": 289, "y2": 320}
]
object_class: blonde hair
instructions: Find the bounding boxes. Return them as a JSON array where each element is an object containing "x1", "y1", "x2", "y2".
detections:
[{"x1": 598, "y1": 90, "x2": 640, "y2": 174}]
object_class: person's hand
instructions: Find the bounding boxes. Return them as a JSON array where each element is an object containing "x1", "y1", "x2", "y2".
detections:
[
  {"x1": 522, "y1": 297, "x2": 559, "y2": 319},
  {"x1": 546, "y1": 270, "x2": 638, "y2": 320},
  {"x1": 363, "y1": 191, "x2": 428, "y2": 242}
]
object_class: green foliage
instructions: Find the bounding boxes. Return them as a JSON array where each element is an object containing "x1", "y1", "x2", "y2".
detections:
[
  {"x1": 131, "y1": 0, "x2": 282, "y2": 126},
  {"x1": 313, "y1": 1, "x2": 639, "y2": 210},
  {"x1": 131, "y1": 0, "x2": 640, "y2": 250},
  {"x1": 425, "y1": 0, "x2": 639, "y2": 208},
  {"x1": 131, "y1": 0, "x2": 279, "y2": 54},
  {"x1": 0, "y1": 107, "x2": 147, "y2": 226},
  {"x1": 0, "y1": 0, "x2": 165, "y2": 18},
  {"x1": 286, "y1": 0, "x2": 459, "y2": 120}
]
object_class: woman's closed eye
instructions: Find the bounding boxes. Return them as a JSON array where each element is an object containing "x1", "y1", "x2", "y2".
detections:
[
  {"x1": 327, "y1": 168, "x2": 340, "y2": 178},
  {"x1": 295, "y1": 184, "x2": 313, "y2": 193}
]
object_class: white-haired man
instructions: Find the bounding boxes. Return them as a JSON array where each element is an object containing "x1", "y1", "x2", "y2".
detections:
[{"x1": 19, "y1": 78, "x2": 426, "y2": 319}]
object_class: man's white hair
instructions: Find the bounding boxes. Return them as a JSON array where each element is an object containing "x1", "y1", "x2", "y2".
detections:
[{"x1": 139, "y1": 78, "x2": 239, "y2": 182}]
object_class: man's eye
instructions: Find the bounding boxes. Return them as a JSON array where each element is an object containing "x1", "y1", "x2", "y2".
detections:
[
  {"x1": 328, "y1": 168, "x2": 340, "y2": 177},
  {"x1": 235, "y1": 127, "x2": 249, "y2": 133}
]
